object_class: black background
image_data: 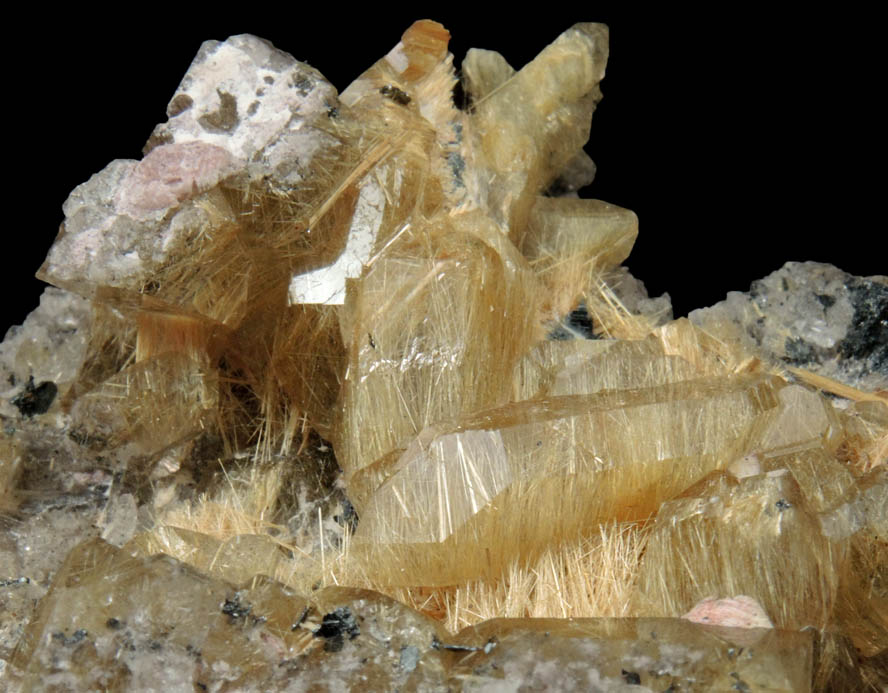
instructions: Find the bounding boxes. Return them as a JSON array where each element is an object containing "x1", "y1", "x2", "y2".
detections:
[{"x1": 5, "y1": 9, "x2": 882, "y2": 337}]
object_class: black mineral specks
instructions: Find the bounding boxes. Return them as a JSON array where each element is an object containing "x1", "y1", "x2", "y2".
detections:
[
  {"x1": 51, "y1": 628, "x2": 88, "y2": 646},
  {"x1": 221, "y1": 592, "x2": 253, "y2": 623},
  {"x1": 11, "y1": 376, "x2": 57, "y2": 417},
  {"x1": 549, "y1": 303, "x2": 597, "y2": 340},
  {"x1": 689, "y1": 262, "x2": 888, "y2": 393},
  {"x1": 621, "y1": 668, "x2": 641, "y2": 684},
  {"x1": 783, "y1": 336, "x2": 819, "y2": 367},
  {"x1": 333, "y1": 497, "x2": 359, "y2": 533},
  {"x1": 314, "y1": 606, "x2": 360, "y2": 652},
  {"x1": 839, "y1": 277, "x2": 888, "y2": 376}
]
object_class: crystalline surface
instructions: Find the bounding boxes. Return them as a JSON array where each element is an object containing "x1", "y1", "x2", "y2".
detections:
[
  {"x1": 635, "y1": 470, "x2": 844, "y2": 632},
  {"x1": 7, "y1": 535, "x2": 819, "y2": 691},
  {"x1": 820, "y1": 464, "x2": 888, "y2": 542},
  {"x1": 690, "y1": 261, "x2": 888, "y2": 392},
  {"x1": 450, "y1": 618, "x2": 813, "y2": 692},
  {"x1": 0, "y1": 288, "x2": 90, "y2": 416},
  {"x1": 837, "y1": 399, "x2": 888, "y2": 475},
  {"x1": 70, "y1": 351, "x2": 219, "y2": 456},
  {"x1": 2, "y1": 18, "x2": 886, "y2": 693},
  {"x1": 513, "y1": 336, "x2": 701, "y2": 400},
  {"x1": 336, "y1": 221, "x2": 540, "y2": 481},
  {"x1": 10, "y1": 539, "x2": 454, "y2": 691},
  {"x1": 467, "y1": 23, "x2": 608, "y2": 235},
  {"x1": 353, "y1": 375, "x2": 783, "y2": 585},
  {"x1": 521, "y1": 197, "x2": 638, "y2": 318},
  {"x1": 833, "y1": 526, "x2": 888, "y2": 659}
]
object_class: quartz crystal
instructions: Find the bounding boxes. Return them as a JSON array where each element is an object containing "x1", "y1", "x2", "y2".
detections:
[
  {"x1": 353, "y1": 374, "x2": 783, "y2": 585},
  {"x1": 520, "y1": 197, "x2": 638, "y2": 319},
  {"x1": 450, "y1": 618, "x2": 813, "y2": 692},
  {"x1": 9, "y1": 536, "x2": 819, "y2": 691},
  {"x1": 635, "y1": 469, "x2": 843, "y2": 631},
  {"x1": 10, "y1": 539, "x2": 452, "y2": 691},
  {"x1": 335, "y1": 216, "x2": 540, "y2": 480},
  {"x1": 1, "y1": 19, "x2": 886, "y2": 692}
]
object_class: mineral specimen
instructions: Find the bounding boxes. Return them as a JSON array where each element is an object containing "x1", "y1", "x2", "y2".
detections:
[
  {"x1": 690, "y1": 261, "x2": 888, "y2": 394},
  {"x1": 353, "y1": 373, "x2": 784, "y2": 585},
  {"x1": 450, "y1": 618, "x2": 813, "y2": 691},
  {"x1": 1, "y1": 18, "x2": 886, "y2": 692}
]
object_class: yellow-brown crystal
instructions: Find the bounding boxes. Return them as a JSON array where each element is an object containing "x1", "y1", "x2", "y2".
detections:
[{"x1": 9, "y1": 20, "x2": 887, "y2": 692}]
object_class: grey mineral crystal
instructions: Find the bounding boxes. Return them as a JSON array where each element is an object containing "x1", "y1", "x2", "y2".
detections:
[{"x1": 690, "y1": 261, "x2": 888, "y2": 393}]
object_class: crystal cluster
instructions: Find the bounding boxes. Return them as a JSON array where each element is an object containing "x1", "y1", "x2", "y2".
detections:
[{"x1": 1, "y1": 20, "x2": 886, "y2": 691}]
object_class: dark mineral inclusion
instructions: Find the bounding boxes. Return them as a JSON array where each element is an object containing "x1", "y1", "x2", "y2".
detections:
[{"x1": 11, "y1": 376, "x2": 58, "y2": 417}]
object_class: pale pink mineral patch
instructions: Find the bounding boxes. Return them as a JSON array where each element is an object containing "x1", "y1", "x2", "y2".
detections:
[
  {"x1": 682, "y1": 595, "x2": 774, "y2": 629},
  {"x1": 115, "y1": 141, "x2": 237, "y2": 218}
]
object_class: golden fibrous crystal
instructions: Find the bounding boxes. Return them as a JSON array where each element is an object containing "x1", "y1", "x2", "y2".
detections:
[
  {"x1": 634, "y1": 469, "x2": 843, "y2": 631},
  {"x1": 353, "y1": 374, "x2": 783, "y2": 585},
  {"x1": 512, "y1": 335, "x2": 701, "y2": 400},
  {"x1": 335, "y1": 218, "x2": 540, "y2": 485},
  {"x1": 5, "y1": 18, "x2": 886, "y2": 692},
  {"x1": 837, "y1": 399, "x2": 888, "y2": 475},
  {"x1": 521, "y1": 197, "x2": 638, "y2": 319}
]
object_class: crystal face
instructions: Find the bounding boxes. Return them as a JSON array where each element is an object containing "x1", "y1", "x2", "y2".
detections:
[
  {"x1": 353, "y1": 374, "x2": 784, "y2": 585},
  {"x1": 1, "y1": 19, "x2": 886, "y2": 692}
]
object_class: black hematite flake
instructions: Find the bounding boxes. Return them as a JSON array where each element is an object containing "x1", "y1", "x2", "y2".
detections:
[
  {"x1": 566, "y1": 305, "x2": 596, "y2": 339},
  {"x1": 815, "y1": 293, "x2": 836, "y2": 309},
  {"x1": 314, "y1": 607, "x2": 360, "y2": 652},
  {"x1": 548, "y1": 304, "x2": 598, "y2": 340},
  {"x1": 221, "y1": 593, "x2": 252, "y2": 622},
  {"x1": 431, "y1": 636, "x2": 478, "y2": 652},
  {"x1": 775, "y1": 498, "x2": 792, "y2": 511},
  {"x1": 621, "y1": 669, "x2": 641, "y2": 685},
  {"x1": 452, "y1": 81, "x2": 470, "y2": 111},
  {"x1": 0, "y1": 577, "x2": 29, "y2": 587},
  {"x1": 380, "y1": 85, "x2": 411, "y2": 105},
  {"x1": 333, "y1": 497, "x2": 359, "y2": 533},
  {"x1": 11, "y1": 376, "x2": 58, "y2": 417}
]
